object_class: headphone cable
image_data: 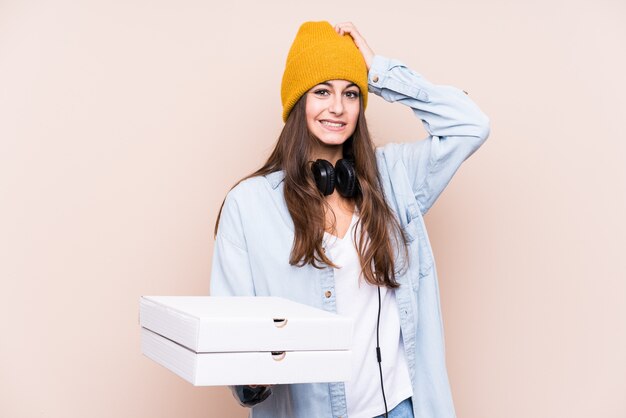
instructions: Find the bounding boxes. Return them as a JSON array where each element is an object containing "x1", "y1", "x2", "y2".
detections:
[{"x1": 376, "y1": 286, "x2": 389, "y2": 418}]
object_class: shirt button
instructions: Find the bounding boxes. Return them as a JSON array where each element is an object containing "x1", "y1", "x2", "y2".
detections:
[
  {"x1": 372, "y1": 75, "x2": 379, "y2": 83},
  {"x1": 325, "y1": 290, "x2": 332, "y2": 298}
]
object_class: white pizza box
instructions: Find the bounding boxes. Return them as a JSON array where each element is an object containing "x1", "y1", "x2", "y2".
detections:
[{"x1": 140, "y1": 296, "x2": 353, "y2": 386}]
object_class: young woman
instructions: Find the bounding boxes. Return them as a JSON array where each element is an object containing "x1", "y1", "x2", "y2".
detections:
[{"x1": 210, "y1": 21, "x2": 490, "y2": 418}]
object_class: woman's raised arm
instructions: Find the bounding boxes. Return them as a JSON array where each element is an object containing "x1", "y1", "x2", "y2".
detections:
[{"x1": 370, "y1": 55, "x2": 491, "y2": 214}]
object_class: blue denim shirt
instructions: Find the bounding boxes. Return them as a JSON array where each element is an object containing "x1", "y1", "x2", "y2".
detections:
[{"x1": 210, "y1": 55, "x2": 490, "y2": 418}]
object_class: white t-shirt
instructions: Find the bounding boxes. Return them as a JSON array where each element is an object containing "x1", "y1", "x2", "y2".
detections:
[{"x1": 323, "y1": 213, "x2": 413, "y2": 418}]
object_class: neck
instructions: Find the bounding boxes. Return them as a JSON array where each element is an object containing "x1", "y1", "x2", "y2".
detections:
[{"x1": 310, "y1": 142, "x2": 343, "y2": 164}]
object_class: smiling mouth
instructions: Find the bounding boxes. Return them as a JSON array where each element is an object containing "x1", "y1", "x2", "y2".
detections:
[{"x1": 319, "y1": 120, "x2": 346, "y2": 129}]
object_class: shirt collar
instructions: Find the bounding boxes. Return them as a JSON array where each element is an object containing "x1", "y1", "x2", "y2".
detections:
[{"x1": 265, "y1": 171, "x2": 285, "y2": 189}]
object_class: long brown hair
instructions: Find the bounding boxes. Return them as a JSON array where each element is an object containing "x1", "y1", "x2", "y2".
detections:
[{"x1": 214, "y1": 95, "x2": 408, "y2": 288}]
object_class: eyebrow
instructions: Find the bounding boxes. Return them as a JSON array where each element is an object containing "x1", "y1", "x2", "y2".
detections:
[{"x1": 317, "y1": 82, "x2": 359, "y2": 90}]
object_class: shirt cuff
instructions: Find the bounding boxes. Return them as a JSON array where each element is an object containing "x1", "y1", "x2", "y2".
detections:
[
  {"x1": 367, "y1": 55, "x2": 391, "y2": 95},
  {"x1": 367, "y1": 55, "x2": 431, "y2": 103}
]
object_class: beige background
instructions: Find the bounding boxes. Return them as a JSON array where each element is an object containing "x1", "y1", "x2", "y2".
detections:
[{"x1": 1, "y1": 0, "x2": 625, "y2": 417}]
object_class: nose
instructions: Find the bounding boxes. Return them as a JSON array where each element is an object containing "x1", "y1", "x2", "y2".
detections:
[{"x1": 328, "y1": 94, "x2": 344, "y2": 115}]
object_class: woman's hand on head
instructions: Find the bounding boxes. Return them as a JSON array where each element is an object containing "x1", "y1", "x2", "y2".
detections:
[{"x1": 334, "y1": 22, "x2": 375, "y2": 71}]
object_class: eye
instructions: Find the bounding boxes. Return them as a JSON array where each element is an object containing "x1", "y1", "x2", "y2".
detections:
[
  {"x1": 313, "y1": 88, "x2": 330, "y2": 96},
  {"x1": 345, "y1": 90, "x2": 360, "y2": 99}
]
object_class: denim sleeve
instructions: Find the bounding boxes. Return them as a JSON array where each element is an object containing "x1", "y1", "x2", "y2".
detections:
[
  {"x1": 211, "y1": 192, "x2": 273, "y2": 407},
  {"x1": 210, "y1": 191, "x2": 256, "y2": 297},
  {"x1": 370, "y1": 55, "x2": 491, "y2": 215}
]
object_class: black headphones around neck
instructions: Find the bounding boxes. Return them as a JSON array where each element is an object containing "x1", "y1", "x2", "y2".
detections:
[{"x1": 311, "y1": 158, "x2": 358, "y2": 197}]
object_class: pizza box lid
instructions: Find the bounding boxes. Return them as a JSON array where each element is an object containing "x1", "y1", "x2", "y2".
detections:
[{"x1": 139, "y1": 296, "x2": 352, "y2": 353}]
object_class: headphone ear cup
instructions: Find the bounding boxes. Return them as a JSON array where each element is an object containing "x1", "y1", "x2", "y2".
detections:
[
  {"x1": 335, "y1": 159, "x2": 357, "y2": 198},
  {"x1": 311, "y1": 159, "x2": 335, "y2": 196}
]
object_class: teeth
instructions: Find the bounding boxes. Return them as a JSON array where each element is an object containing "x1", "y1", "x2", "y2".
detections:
[{"x1": 321, "y1": 120, "x2": 345, "y2": 127}]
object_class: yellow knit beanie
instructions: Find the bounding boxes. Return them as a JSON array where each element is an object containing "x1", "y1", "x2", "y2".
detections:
[{"x1": 281, "y1": 21, "x2": 368, "y2": 122}]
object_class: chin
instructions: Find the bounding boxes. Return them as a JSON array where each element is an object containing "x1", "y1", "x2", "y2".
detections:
[
  {"x1": 310, "y1": 127, "x2": 355, "y2": 147},
  {"x1": 315, "y1": 135, "x2": 351, "y2": 146}
]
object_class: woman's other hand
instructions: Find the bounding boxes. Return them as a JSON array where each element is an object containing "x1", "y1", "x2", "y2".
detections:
[{"x1": 333, "y1": 22, "x2": 375, "y2": 71}]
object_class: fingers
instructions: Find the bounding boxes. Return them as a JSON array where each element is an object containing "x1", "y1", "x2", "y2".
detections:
[
  {"x1": 333, "y1": 22, "x2": 375, "y2": 71},
  {"x1": 333, "y1": 22, "x2": 361, "y2": 40}
]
